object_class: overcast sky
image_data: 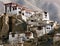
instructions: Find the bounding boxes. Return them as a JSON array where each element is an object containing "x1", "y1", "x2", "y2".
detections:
[{"x1": 0, "y1": 0, "x2": 60, "y2": 23}]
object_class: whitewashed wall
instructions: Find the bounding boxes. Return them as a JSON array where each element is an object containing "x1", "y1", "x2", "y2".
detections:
[{"x1": 42, "y1": 12, "x2": 50, "y2": 21}]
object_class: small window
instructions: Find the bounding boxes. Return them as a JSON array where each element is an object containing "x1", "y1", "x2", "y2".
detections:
[
  {"x1": 13, "y1": 7, "x2": 17, "y2": 10},
  {"x1": 31, "y1": 20, "x2": 34, "y2": 22},
  {"x1": 19, "y1": 11, "x2": 21, "y2": 14},
  {"x1": 45, "y1": 15, "x2": 47, "y2": 18},
  {"x1": 12, "y1": 33, "x2": 15, "y2": 37},
  {"x1": 51, "y1": 25, "x2": 53, "y2": 27},
  {"x1": 44, "y1": 12, "x2": 47, "y2": 14},
  {"x1": 47, "y1": 27, "x2": 50, "y2": 29},
  {"x1": 31, "y1": 20, "x2": 36, "y2": 22},
  {"x1": 22, "y1": 13, "x2": 24, "y2": 15},
  {"x1": 38, "y1": 26, "x2": 42, "y2": 30}
]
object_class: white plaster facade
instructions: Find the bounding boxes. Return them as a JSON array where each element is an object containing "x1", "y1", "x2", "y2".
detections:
[
  {"x1": 4, "y1": 3, "x2": 54, "y2": 37},
  {"x1": 4, "y1": 5, "x2": 21, "y2": 15},
  {"x1": 27, "y1": 11, "x2": 53, "y2": 37},
  {"x1": 42, "y1": 12, "x2": 50, "y2": 21}
]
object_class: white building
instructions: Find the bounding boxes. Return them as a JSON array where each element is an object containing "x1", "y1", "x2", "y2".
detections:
[
  {"x1": 45, "y1": 24, "x2": 52, "y2": 33},
  {"x1": 27, "y1": 11, "x2": 53, "y2": 37},
  {"x1": 4, "y1": 2, "x2": 34, "y2": 22},
  {"x1": 42, "y1": 11, "x2": 50, "y2": 21},
  {"x1": 4, "y1": 2, "x2": 54, "y2": 37},
  {"x1": 9, "y1": 32, "x2": 26, "y2": 43},
  {"x1": 4, "y1": 3, "x2": 21, "y2": 15},
  {"x1": 21, "y1": 8, "x2": 34, "y2": 22},
  {"x1": 42, "y1": 11, "x2": 50, "y2": 24}
]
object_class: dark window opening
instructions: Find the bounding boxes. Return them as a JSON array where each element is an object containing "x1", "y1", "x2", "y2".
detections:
[
  {"x1": 45, "y1": 15, "x2": 47, "y2": 16},
  {"x1": 47, "y1": 27, "x2": 50, "y2": 29},
  {"x1": 38, "y1": 26, "x2": 42, "y2": 30},
  {"x1": 13, "y1": 7, "x2": 17, "y2": 10},
  {"x1": 51, "y1": 25, "x2": 53, "y2": 27},
  {"x1": 45, "y1": 15, "x2": 47, "y2": 18},
  {"x1": 31, "y1": 20, "x2": 36, "y2": 22},
  {"x1": 22, "y1": 13, "x2": 24, "y2": 15},
  {"x1": 31, "y1": 20, "x2": 34, "y2": 22},
  {"x1": 5, "y1": 5, "x2": 7, "y2": 13},
  {"x1": 19, "y1": 11, "x2": 21, "y2": 14},
  {"x1": 44, "y1": 11, "x2": 47, "y2": 14},
  {"x1": 0, "y1": 16, "x2": 2, "y2": 31},
  {"x1": 12, "y1": 33, "x2": 15, "y2": 37}
]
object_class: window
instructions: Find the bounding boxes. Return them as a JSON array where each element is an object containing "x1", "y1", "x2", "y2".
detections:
[
  {"x1": 44, "y1": 12, "x2": 47, "y2": 14},
  {"x1": 38, "y1": 26, "x2": 42, "y2": 30},
  {"x1": 51, "y1": 25, "x2": 53, "y2": 27},
  {"x1": 31, "y1": 20, "x2": 36, "y2": 22},
  {"x1": 44, "y1": 11, "x2": 47, "y2": 18},
  {"x1": 45, "y1": 15, "x2": 47, "y2": 18},
  {"x1": 13, "y1": 7, "x2": 17, "y2": 10},
  {"x1": 47, "y1": 27, "x2": 50, "y2": 29},
  {"x1": 31, "y1": 20, "x2": 34, "y2": 22},
  {"x1": 22, "y1": 13, "x2": 24, "y2": 15},
  {"x1": 19, "y1": 11, "x2": 21, "y2": 14},
  {"x1": 12, "y1": 33, "x2": 15, "y2": 37}
]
